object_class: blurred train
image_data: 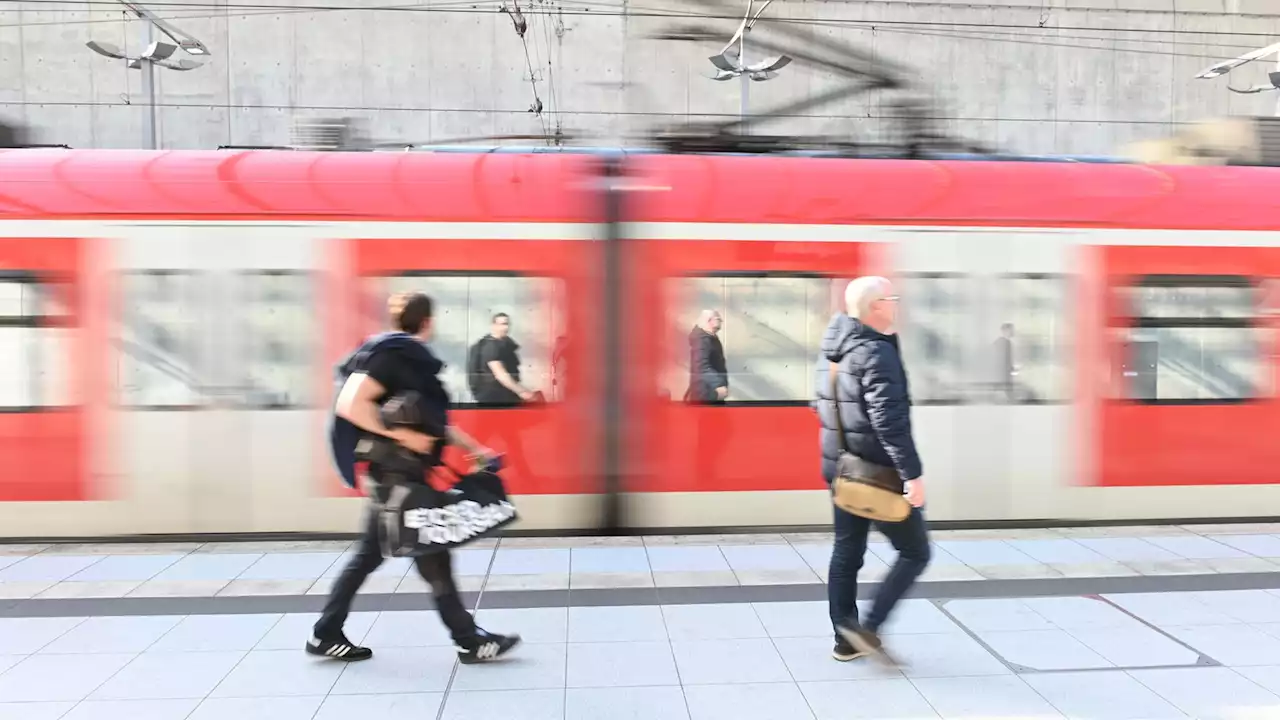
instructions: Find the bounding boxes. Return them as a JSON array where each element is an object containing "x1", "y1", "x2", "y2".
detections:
[{"x1": 2, "y1": 148, "x2": 1280, "y2": 538}]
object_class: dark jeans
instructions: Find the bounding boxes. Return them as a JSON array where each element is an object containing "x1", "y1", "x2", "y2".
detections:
[
  {"x1": 828, "y1": 504, "x2": 931, "y2": 636},
  {"x1": 315, "y1": 509, "x2": 478, "y2": 645}
]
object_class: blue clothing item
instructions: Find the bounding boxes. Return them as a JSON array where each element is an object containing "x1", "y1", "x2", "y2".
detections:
[
  {"x1": 828, "y1": 504, "x2": 930, "y2": 635},
  {"x1": 814, "y1": 313, "x2": 923, "y2": 484},
  {"x1": 329, "y1": 332, "x2": 450, "y2": 489}
]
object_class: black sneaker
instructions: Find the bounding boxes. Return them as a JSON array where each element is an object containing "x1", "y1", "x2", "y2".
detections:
[
  {"x1": 305, "y1": 634, "x2": 373, "y2": 662},
  {"x1": 836, "y1": 624, "x2": 899, "y2": 667},
  {"x1": 832, "y1": 637, "x2": 866, "y2": 662},
  {"x1": 457, "y1": 630, "x2": 521, "y2": 665}
]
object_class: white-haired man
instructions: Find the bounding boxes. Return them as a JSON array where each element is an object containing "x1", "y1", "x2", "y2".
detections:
[
  {"x1": 686, "y1": 309, "x2": 728, "y2": 404},
  {"x1": 815, "y1": 276, "x2": 930, "y2": 664}
]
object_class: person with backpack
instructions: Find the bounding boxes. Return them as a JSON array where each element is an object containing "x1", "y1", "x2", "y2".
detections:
[
  {"x1": 468, "y1": 313, "x2": 537, "y2": 405},
  {"x1": 315, "y1": 291, "x2": 521, "y2": 664}
]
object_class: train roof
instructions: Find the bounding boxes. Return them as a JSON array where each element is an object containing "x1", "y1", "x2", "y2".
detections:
[{"x1": 1, "y1": 148, "x2": 1279, "y2": 230}]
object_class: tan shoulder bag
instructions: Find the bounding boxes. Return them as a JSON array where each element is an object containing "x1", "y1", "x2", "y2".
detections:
[{"x1": 828, "y1": 361, "x2": 912, "y2": 523}]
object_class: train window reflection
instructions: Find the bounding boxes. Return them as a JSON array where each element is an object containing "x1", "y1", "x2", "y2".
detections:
[
  {"x1": 988, "y1": 276, "x2": 1071, "y2": 404},
  {"x1": 1117, "y1": 327, "x2": 1265, "y2": 402},
  {"x1": 0, "y1": 277, "x2": 74, "y2": 410},
  {"x1": 1126, "y1": 280, "x2": 1254, "y2": 316},
  {"x1": 896, "y1": 275, "x2": 970, "y2": 404},
  {"x1": 1116, "y1": 271, "x2": 1264, "y2": 399},
  {"x1": 896, "y1": 273, "x2": 1070, "y2": 405},
  {"x1": 1114, "y1": 275, "x2": 1265, "y2": 403},
  {"x1": 240, "y1": 272, "x2": 316, "y2": 409},
  {"x1": 362, "y1": 274, "x2": 566, "y2": 405},
  {"x1": 665, "y1": 275, "x2": 838, "y2": 403},
  {"x1": 115, "y1": 272, "x2": 204, "y2": 409}
]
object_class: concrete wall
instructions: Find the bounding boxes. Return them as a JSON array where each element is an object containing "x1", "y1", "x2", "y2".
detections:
[{"x1": 1, "y1": 0, "x2": 1278, "y2": 155}]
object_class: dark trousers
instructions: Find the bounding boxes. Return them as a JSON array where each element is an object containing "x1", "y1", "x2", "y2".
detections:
[
  {"x1": 315, "y1": 510, "x2": 478, "y2": 645},
  {"x1": 828, "y1": 504, "x2": 931, "y2": 636}
]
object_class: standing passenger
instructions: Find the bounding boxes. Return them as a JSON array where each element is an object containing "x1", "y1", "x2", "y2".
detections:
[
  {"x1": 686, "y1": 309, "x2": 728, "y2": 404},
  {"x1": 312, "y1": 292, "x2": 520, "y2": 664},
  {"x1": 994, "y1": 322, "x2": 1017, "y2": 402},
  {"x1": 471, "y1": 313, "x2": 537, "y2": 406},
  {"x1": 817, "y1": 277, "x2": 930, "y2": 664}
]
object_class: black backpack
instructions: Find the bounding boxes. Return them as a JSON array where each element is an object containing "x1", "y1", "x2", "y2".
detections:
[{"x1": 466, "y1": 336, "x2": 489, "y2": 399}]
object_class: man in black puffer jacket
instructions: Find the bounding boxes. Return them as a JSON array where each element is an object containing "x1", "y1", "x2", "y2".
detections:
[{"x1": 815, "y1": 276, "x2": 930, "y2": 665}]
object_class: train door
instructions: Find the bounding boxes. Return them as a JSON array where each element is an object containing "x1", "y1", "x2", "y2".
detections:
[
  {"x1": 110, "y1": 224, "x2": 323, "y2": 534},
  {"x1": 888, "y1": 228, "x2": 1078, "y2": 522},
  {"x1": 0, "y1": 235, "x2": 96, "y2": 527},
  {"x1": 623, "y1": 224, "x2": 868, "y2": 528},
  {"x1": 318, "y1": 224, "x2": 603, "y2": 531}
]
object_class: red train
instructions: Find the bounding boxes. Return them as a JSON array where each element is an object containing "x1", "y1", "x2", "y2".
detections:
[{"x1": 1, "y1": 148, "x2": 1278, "y2": 537}]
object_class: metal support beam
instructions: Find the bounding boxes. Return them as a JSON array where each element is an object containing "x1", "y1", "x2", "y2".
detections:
[{"x1": 598, "y1": 154, "x2": 627, "y2": 532}]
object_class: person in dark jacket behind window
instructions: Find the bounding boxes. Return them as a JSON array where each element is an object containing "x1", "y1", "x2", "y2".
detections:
[
  {"x1": 815, "y1": 276, "x2": 930, "y2": 666},
  {"x1": 686, "y1": 309, "x2": 728, "y2": 404}
]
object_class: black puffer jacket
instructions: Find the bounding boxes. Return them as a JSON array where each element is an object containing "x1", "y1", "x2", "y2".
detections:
[{"x1": 814, "y1": 313, "x2": 922, "y2": 484}]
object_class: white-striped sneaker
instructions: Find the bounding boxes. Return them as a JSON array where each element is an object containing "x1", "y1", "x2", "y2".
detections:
[
  {"x1": 457, "y1": 631, "x2": 521, "y2": 665},
  {"x1": 306, "y1": 634, "x2": 373, "y2": 662}
]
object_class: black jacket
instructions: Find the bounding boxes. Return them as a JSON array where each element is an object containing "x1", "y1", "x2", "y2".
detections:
[
  {"x1": 329, "y1": 332, "x2": 451, "y2": 487},
  {"x1": 687, "y1": 327, "x2": 728, "y2": 403},
  {"x1": 814, "y1": 313, "x2": 922, "y2": 484}
]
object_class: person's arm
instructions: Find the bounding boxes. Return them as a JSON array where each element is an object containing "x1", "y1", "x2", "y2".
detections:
[
  {"x1": 446, "y1": 425, "x2": 488, "y2": 456},
  {"x1": 483, "y1": 342, "x2": 534, "y2": 400},
  {"x1": 336, "y1": 370, "x2": 434, "y2": 454},
  {"x1": 860, "y1": 346, "x2": 922, "y2": 482}
]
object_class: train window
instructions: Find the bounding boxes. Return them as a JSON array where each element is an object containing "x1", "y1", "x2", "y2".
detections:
[
  {"x1": 239, "y1": 272, "x2": 316, "y2": 409},
  {"x1": 1113, "y1": 275, "x2": 1267, "y2": 403},
  {"x1": 0, "y1": 275, "x2": 75, "y2": 410},
  {"x1": 361, "y1": 274, "x2": 566, "y2": 405},
  {"x1": 895, "y1": 274, "x2": 1070, "y2": 405},
  {"x1": 665, "y1": 275, "x2": 838, "y2": 403},
  {"x1": 895, "y1": 275, "x2": 970, "y2": 404},
  {"x1": 115, "y1": 272, "x2": 204, "y2": 409},
  {"x1": 987, "y1": 275, "x2": 1071, "y2": 404}
]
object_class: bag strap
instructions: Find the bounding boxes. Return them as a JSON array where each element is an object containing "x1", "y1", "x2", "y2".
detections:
[{"x1": 828, "y1": 361, "x2": 852, "y2": 456}]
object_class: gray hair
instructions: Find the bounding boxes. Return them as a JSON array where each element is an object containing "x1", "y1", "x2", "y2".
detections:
[{"x1": 844, "y1": 276, "x2": 892, "y2": 320}]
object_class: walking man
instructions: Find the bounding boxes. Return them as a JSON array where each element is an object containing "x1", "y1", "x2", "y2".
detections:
[
  {"x1": 312, "y1": 292, "x2": 520, "y2": 664},
  {"x1": 816, "y1": 276, "x2": 930, "y2": 663}
]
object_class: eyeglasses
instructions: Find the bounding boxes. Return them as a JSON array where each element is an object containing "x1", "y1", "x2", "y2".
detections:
[{"x1": 876, "y1": 295, "x2": 901, "y2": 303}]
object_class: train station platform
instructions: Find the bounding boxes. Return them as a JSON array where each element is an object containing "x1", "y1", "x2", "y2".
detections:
[{"x1": 2, "y1": 523, "x2": 1280, "y2": 719}]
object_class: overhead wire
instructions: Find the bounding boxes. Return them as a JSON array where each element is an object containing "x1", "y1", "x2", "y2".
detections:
[
  {"x1": 503, "y1": 0, "x2": 553, "y2": 142},
  {"x1": 5, "y1": 0, "x2": 1280, "y2": 42},
  {"x1": 2, "y1": 0, "x2": 1273, "y2": 65},
  {"x1": 539, "y1": 0, "x2": 564, "y2": 142},
  {"x1": 7, "y1": 0, "x2": 1277, "y2": 144},
  {"x1": 0, "y1": 98, "x2": 1198, "y2": 127}
]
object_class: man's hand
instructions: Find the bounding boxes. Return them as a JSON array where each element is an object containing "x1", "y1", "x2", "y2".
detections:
[
  {"x1": 519, "y1": 390, "x2": 536, "y2": 402},
  {"x1": 389, "y1": 428, "x2": 435, "y2": 455},
  {"x1": 465, "y1": 446, "x2": 497, "y2": 473},
  {"x1": 716, "y1": 386, "x2": 728, "y2": 400},
  {"x1": 904, "y1": 479, "x2": 925, "y2": 508}
]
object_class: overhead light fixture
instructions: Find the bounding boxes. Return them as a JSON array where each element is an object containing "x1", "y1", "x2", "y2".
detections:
[
  {"x1": 83, "y1": 1, "x2": 212, "y2": 149},
  {"x1": 85, "y1": 40, "x2": 128, "y2": 61},
  {"x1": 1196, "y1": 41, "x2": 1280, "y2": 80},
  {"x1": 704, "y1": 0, "x2": 791, "y2": 123},
  {"x1": 1195, "y1": 40, "x2": 1280, "y2": 116},
  {"x1": 178, "y1": 39, "x2": 209, "y2": 56}
]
